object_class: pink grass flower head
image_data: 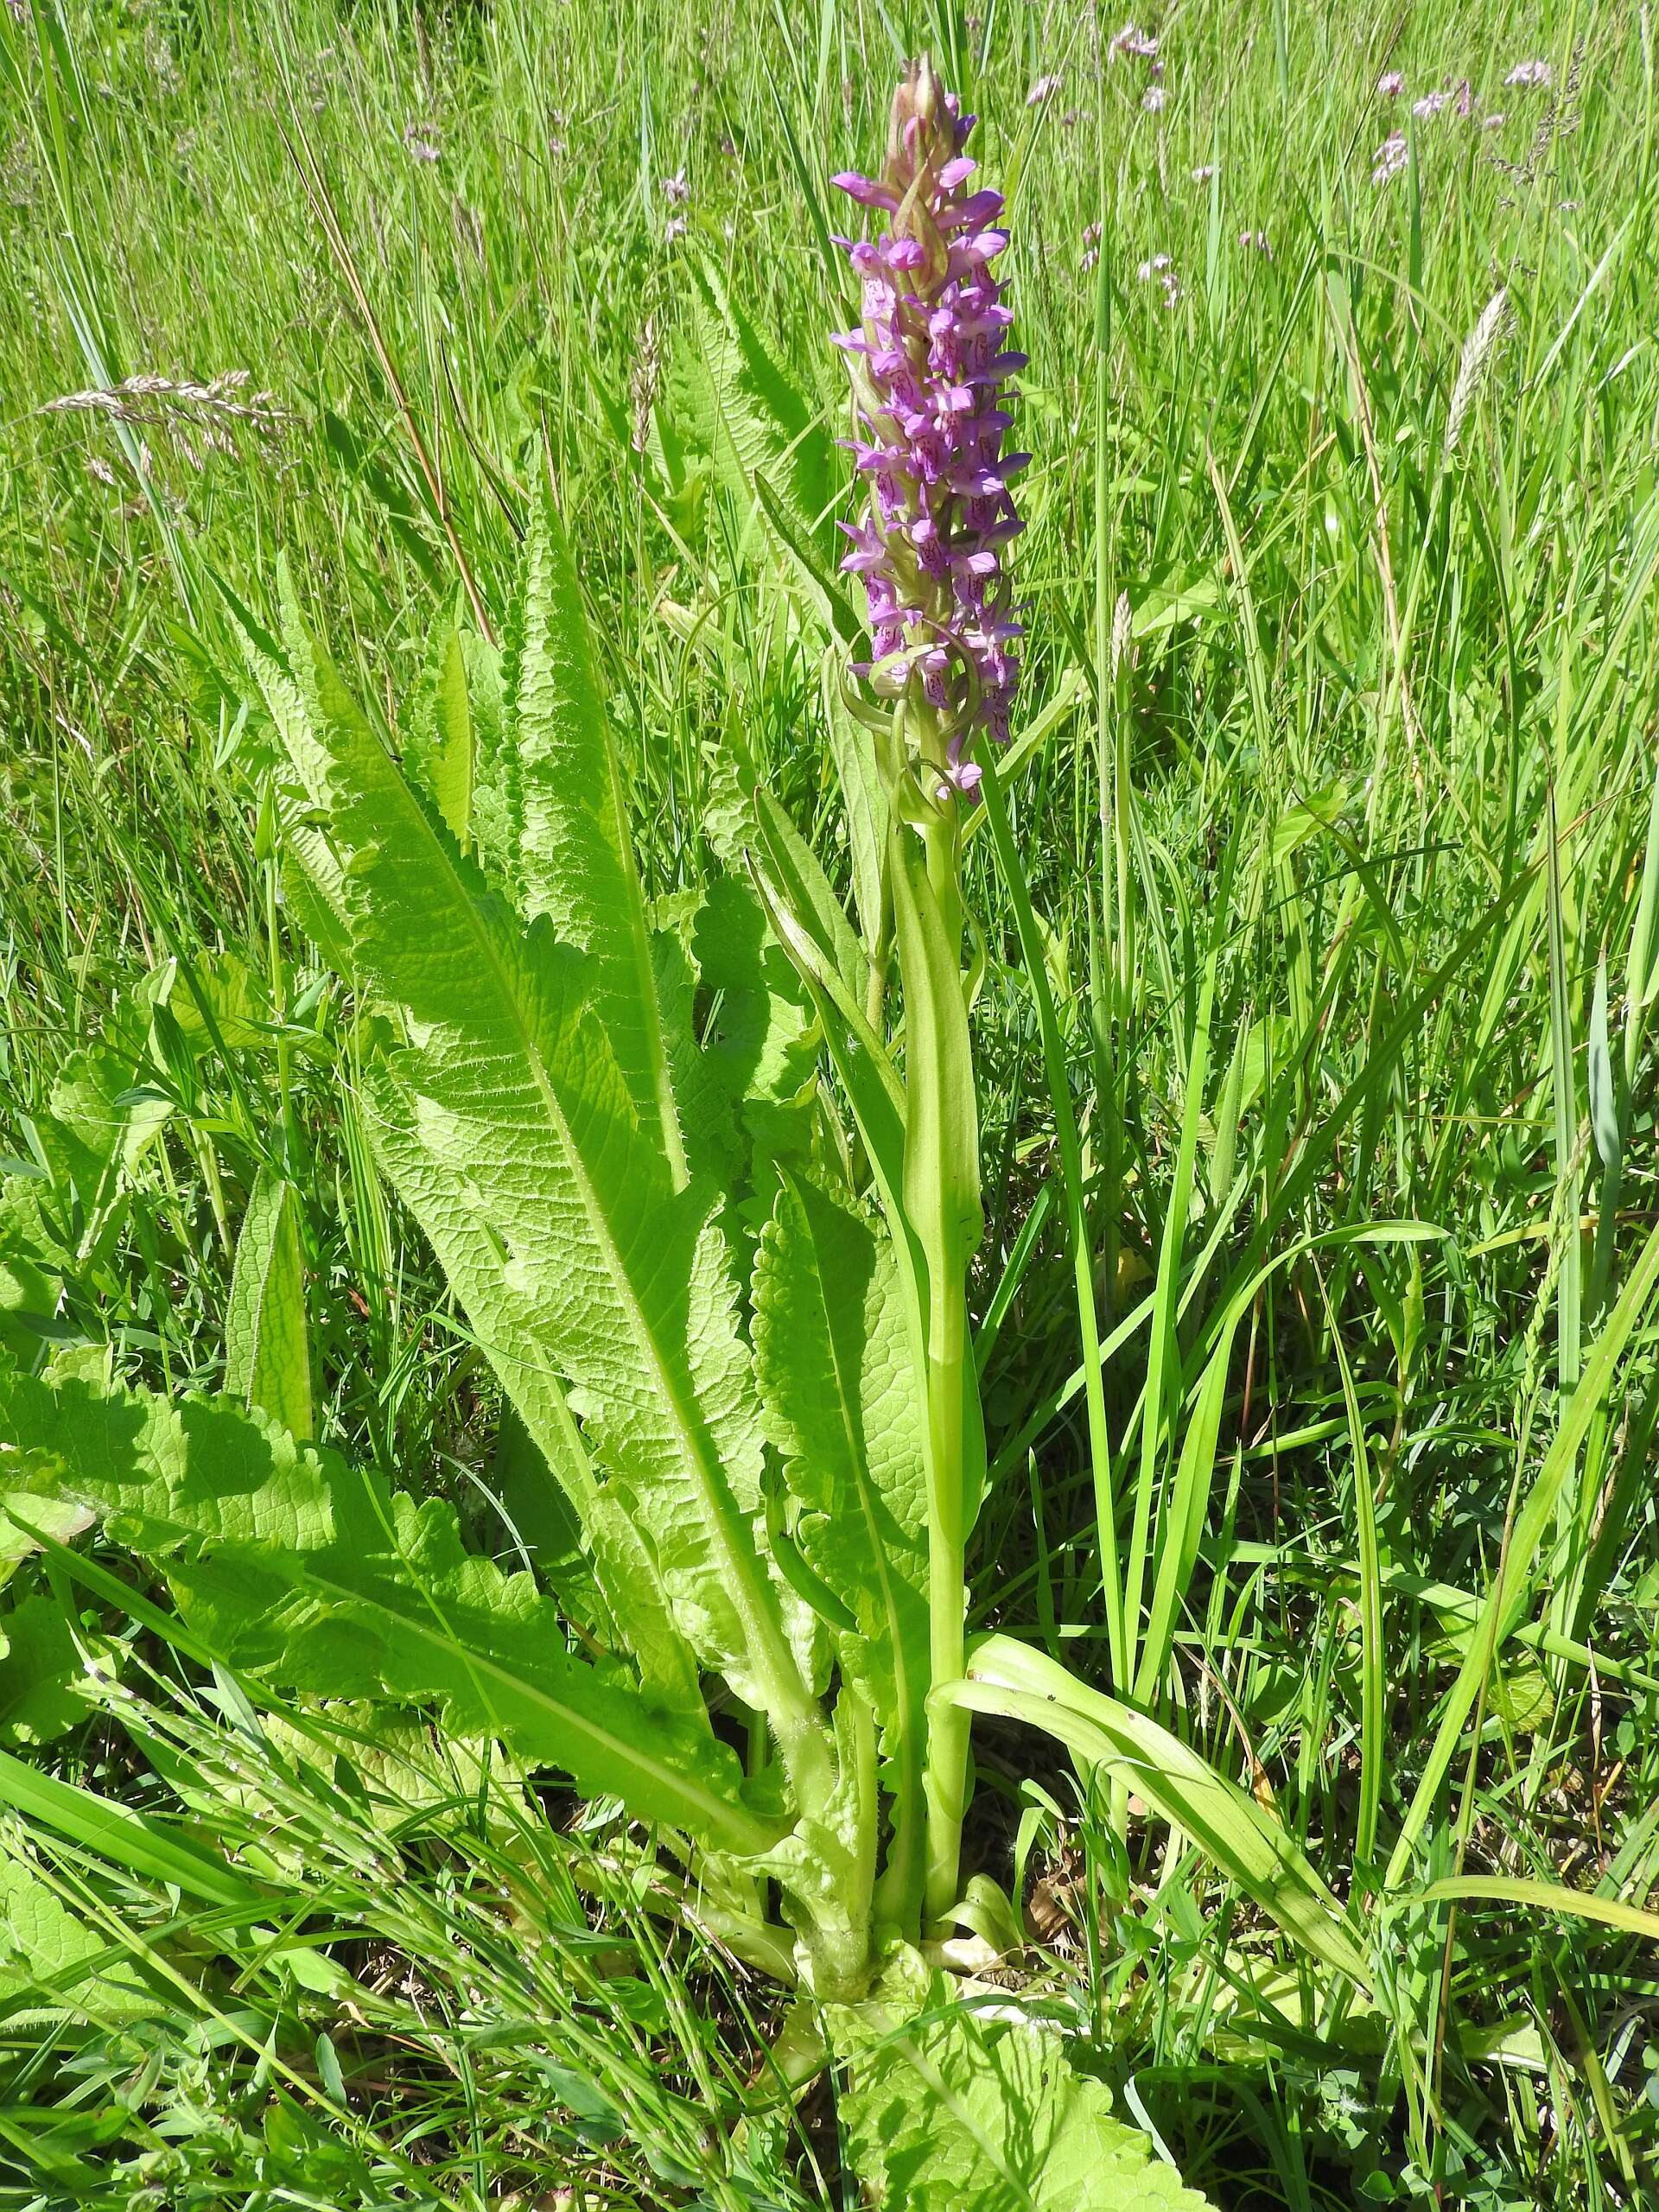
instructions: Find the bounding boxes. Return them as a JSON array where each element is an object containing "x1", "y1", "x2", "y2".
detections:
[
  {"x1": 1372, "y1": 130, "x2": 1408, "y2": 185},
  {"x1": 1504, "y1": 58, "x2": 1552, "y2": 87},
  {"x1": 1109, "y1": 23, "x2": 1160, "y2": 62},
  {"x1": 1376, "y1": 69, "x2": 1405, "y2": 98},
  {"x1": 831, "y1": 55, "x2": 1025, "y2": 796}
]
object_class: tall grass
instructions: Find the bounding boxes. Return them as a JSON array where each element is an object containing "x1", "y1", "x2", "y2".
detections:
[{"x1": 3, "y1": 0, "x2": 1658, "y2": 2201}]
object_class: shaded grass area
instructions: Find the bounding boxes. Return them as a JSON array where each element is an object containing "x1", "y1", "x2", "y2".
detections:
[{"x1": 2, "y1": 0, "x2": 1658, "y2": 2202}]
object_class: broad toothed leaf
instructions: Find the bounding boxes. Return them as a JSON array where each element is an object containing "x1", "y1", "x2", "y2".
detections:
[
  {"x1": 223, "y1": 582, "x2": 803, "y2": 1728},
  {"x1": 652, "y1": 879, "x2": 821, "y2": 1206},
  {"x1": 225, "y1": 1166, "x2": 312, "y2": 1441},
  {"x1": 691, "y1": 878, "x2": 821, "y2": 1170},
  {"x1": 681, "y1": 261, "x2": 834, "y2": 564},
  {"x1": 753, "y1": 1691, "x2": 877, "y2": 1999},
  {"x1": 459, "y1": 629, "x2": 511, "y2": 885},
  {"x1": 829, "y1": 1951, "x2": 1214, "y2": 2210},
  {"x1": 0, "y1": 1829, "x2": 160, "y2": 2022},
  {"x1": 0, "y1": 1592, "x2": 87, "y2": 1747},
  {"x1": 506, "y1": 482, "x2": 689, "y2": 1179},
  {"x1": 0, "y1": 1368, "x2": 779, "y2": 1859},
  {"x1": 405, "y1": 618, "x2": 476, "y2": 845},
  {"x1": 753, "y1": 1173, "x2": 927, "y2": 1870}
]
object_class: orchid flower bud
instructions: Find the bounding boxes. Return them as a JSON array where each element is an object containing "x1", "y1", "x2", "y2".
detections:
[{"x1": 832, "y1": 55, "x2": 1024, "y2": 798}]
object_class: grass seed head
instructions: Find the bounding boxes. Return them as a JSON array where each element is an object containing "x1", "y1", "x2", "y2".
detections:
[{"x1": 1446, "y1": 288, "x2": 1511, "y2": 457}]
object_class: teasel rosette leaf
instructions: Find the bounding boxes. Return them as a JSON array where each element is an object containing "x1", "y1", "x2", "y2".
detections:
[{"x1": 219, "y1": 573, "x2": 835, "y2": 1816}]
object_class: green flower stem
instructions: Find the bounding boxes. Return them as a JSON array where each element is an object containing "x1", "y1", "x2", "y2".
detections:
[{"x1": 889, "y1": 754, "x2": 986, "y2": 1933}]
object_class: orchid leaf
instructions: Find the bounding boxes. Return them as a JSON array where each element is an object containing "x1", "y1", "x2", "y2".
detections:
[{"x1": 946, "y1": 1637, "x2": 1372, "y2": 1992}]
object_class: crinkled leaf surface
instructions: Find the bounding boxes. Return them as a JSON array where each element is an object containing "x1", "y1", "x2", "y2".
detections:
[
  {"x1": 225, "y1": 1166, "x2": 312, "y2": 1440},
  {"x1": 0, "y1": 1592, "x2": 86, "y2": 1746},
  {"x1": 0, "y1": 1827, "x2": 159, "y2": 2022},
  {"x1": 753, "y1": 1173, "x2": 926, "y2": 1772},
  {"x1": 677, "y1": 262, "x2": 832, "y2": 550},
  {"x1": 0, "y1": 1367, "x2": 779, "y2": 1859},
  {"x1": 224, "y1": 583, "x2": 797, "y2": 1714},
  {"x1": 690, "y1": 877, "x2": 821, "y2": 1172},
  {"x1": 405, "y1": 619, "x2": 475, "y2": 845},
  {"x1": 505, "y1": 484, "x2": 687, "y2": 1175},
  {"x1": 830, "y1": 1955, "x2": 1213, "y2": 2210}
]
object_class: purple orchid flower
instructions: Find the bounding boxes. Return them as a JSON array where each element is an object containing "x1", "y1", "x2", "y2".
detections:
[{"x1": 831, "y1": 56, "x2": 1024, "y2": 791}]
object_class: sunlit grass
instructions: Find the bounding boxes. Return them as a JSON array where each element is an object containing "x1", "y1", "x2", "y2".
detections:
[{"x1": 2, "y1": 0, "x2": 1657, "y2": 2202}]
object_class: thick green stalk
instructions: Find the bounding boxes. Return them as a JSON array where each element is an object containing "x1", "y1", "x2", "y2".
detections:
[{"x1": 889, "y1": 783, "x2": 985, "y2": 1932}]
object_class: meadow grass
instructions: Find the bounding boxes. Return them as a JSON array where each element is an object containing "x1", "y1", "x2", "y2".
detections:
[{"x1": 3, "y1": 0, "x2": 1659, "y2": 2202}]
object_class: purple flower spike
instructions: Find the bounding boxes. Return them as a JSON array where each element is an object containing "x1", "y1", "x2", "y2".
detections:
[{"x1": 831, "y1": 54, "x2": 1023, "y2": 791}]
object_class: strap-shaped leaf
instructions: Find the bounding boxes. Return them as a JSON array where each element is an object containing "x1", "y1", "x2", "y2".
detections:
[
  {"x1": 946, "y1": 1638, "x2": 1372, "y2": 1993},
  {"x1": 222, "y1": 583, "x2": 822, "y2": 1777},
  {"x1": 0, "y1": 1368, "x2": 779, "y2": 1859},
  {"x1": 505, "y1": 484, "x2": 689, "y2": 1183},
  {"x1": 707, "y1": 728, "x2": 868, "y2": 1009}
]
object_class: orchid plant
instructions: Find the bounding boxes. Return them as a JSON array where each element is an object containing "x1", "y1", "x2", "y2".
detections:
[{"x1": 0, "y1": 56, "x2": 1372, "y2": 2210}]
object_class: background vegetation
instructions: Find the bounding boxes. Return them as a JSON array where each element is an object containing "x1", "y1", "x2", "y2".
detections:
[{"x1": 2, "y1": 0, "x2": 1658, "y2": 2202}]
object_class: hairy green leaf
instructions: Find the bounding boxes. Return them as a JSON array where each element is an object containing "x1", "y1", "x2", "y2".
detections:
[
  {"x1": 753, "y1": 1173, "x2": 927, "y2": 1902},
  {"x1": 684, "y1": 875, "x2": 820, "y2": 1186},
  {"x1": 506, "y1": 483, "x2": 689, "y2": 1181},
  {"x1": 406, "y1": 619, "x2": 475, "y2": 845},
  {"x1": 224, "y1": 582, "x2": 816, "y2": 1748},
  {"x1": 0, "y1": 1828, "x2": 160, "y2": 2022},
  {"x1": 0, "y1": 1367, "x2": 779, "y2": 1858},
  {"x1": 0, "y1": 1181, "x2": 61, "y2": 1370},
  {"x1": 680, "y1": 262, "x2": 832, "y2": 555},
  {"x1": 225, "y1": 1166, "x2": 312, "y2": 1440},
  {"x1": 460, "y1": 629, "x2": 510, "y2": 884},
  {"x1": 0, "y1": 1591, "x2": 86, "y2": 1746},
  {"x1": 830, "y1": 1951, "x2": 1213, "y2": 2209}
]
